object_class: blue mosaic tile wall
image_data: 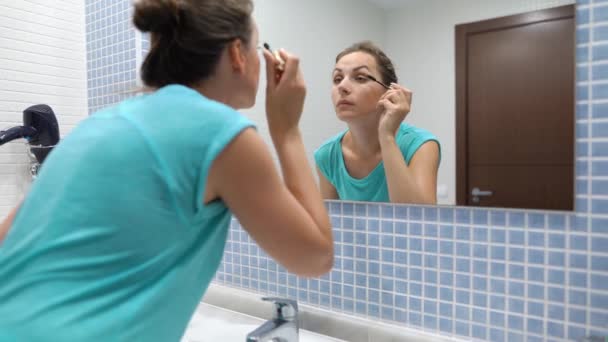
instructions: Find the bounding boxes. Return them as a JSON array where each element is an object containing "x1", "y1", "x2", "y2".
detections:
[
  {"x1": 85, "y1": 0, "x2": 137, "y2": 114},
  {"x1": 213, "y1": 1, "x2": 608, "y2": 341}
]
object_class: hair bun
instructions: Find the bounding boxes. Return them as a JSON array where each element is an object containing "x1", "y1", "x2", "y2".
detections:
[{"x1": 133, "y1": 0, "x2": 180, "y2": 34}]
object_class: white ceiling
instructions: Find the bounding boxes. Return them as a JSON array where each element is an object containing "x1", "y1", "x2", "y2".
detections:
[{"x1": 366, "y1": 0, "x2": 419, "y2": 10}]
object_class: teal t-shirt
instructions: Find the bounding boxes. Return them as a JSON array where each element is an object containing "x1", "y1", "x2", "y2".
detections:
[
  {"x1": 0, "y1": 85, "x2": 255, "y2": 341},
  {"x1": 314, "y1": 123, "x2": 440, "y2": 202}
]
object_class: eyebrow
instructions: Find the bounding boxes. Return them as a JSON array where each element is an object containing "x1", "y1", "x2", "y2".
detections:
[{"x1": 333, "y1": 65, "x2": 372, "y2": 74}]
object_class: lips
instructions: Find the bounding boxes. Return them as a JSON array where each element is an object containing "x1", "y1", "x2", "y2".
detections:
[{"x1": 337, "y1": 100, "x2": 355, "y2": 107}]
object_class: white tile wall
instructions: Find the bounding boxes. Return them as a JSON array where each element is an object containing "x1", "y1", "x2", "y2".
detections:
[{"x1": 0, "y1": 0, "x2": 88, "y2": 217}]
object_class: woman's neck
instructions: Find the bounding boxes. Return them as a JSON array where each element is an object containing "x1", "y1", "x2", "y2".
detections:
[{"x1": 343, "y1": 121, "x2": 381, "y2": 158}]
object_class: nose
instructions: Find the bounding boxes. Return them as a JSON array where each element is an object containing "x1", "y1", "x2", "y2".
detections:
[{"x1": 337, "y1": 79, "x2": 351, "y2": 96}]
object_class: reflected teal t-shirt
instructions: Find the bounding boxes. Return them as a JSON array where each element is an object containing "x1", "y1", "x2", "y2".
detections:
[
  {"x1": 0, "y1": 85, "x2": 254, "y2": 341},
  {"x1": 314, "y1": 123, "x2": 440, "y2": 202}
]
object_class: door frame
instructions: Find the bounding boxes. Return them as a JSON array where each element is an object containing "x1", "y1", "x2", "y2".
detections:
[{"x1": 455, "y1": 5, "x2": 575, "y2": 206}]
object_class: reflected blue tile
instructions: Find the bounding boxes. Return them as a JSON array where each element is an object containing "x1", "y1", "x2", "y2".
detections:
[
  {"x1": 369, "y1": 304, "x2": 380, "y2": 318},
  {"x1": 473, "y1": 210, "x2": 488, "y2": 225},
  {"x1": 425, "y1": 270, "x2": 438, "y2": 284},
  {"x1": 548, "y1": 304, "x2": 565, "y2": 321},
  {"x1": 440, "y1": 287, "x2": 453, "y2": 301},
  {"x1": 474, "y1": 227, "x2": 488, "y2": 242},
  {"x1": 570, "y1": 235, "x2": 588, "y2": 250},
  {"x1": 569, "y1": 326, "x2": 587, "y2": 341},
  {"x1": 591, "y1": 293, "x2": 608, "y2": 310},
  {"x1": 528, "y1": 214, "x2": 545, "y2": 228},
  {"x1": 508, "y1": 315, "x2": 524, "y2": 331},
  {"x1": 424, "y1": 208, "x2": 438, "y2": 221},
  {"x1": 509, "y1": 212, "x2": 525, "y2": 227},
  {"x1": 455, "y1": 321, "x2": 470, "y2": 336},
  {"x1": 570, "y1": 254, "x2": 588, "y2": 269},
  {"x1": 592, "y1": 237, "x2": 608, "y2": 252},
  {"x1": 528, "y1": 318, "x2": 543, "y2": 335},
  {"x1": 472, "y1": 325, "x2": 486, "y2": 340},
  {"x1": 395, "y1": 221, "x2": 407, "y2": 235},
  {"x1": 410, "y1": 268, "x2": 422, "y2": 282},
  {"x1": 440, "y1": 225, "x2": 454, "y2": 239},
  {"x1": 440, "y1": 272, "x2": 453, "y2": 286},
  {"x1": 424, "y1": 300, "x2": 437, "y2": 315},
  {"x1": 509, "y1": 265, "x2": 525, "y2": 280},
  {"x1": 473, "y1": 293, "x2": 487, "y2": 307},
  {"x1": 570, "y1": 271, "x2": 587, "y2": 288},
  {"x1": 440, "y1": 318, "x2": 452, "y2": 333},
  {"x1": 578, "y1": 27, "x2": 589, "y2": 44},
  {"x1": 592, "y1": 256, "x2": 608, "y2": 272},
  {"x1": 509, "y1": 282, "x2": 525, "y2": 298},
  {"x1": 548, "y1": 270, "x2": 566, "y2": 285},
  {"x1": 570, "y1": 308, "x2": 587, "y2": 324},
  {"x1": 548, "y1": 251, "x2": 565, "y2": 267},
  {"x1": 440, "y1": 256, "x2": 453, "y2": 271},
  {"x1": 527, "y1": 266, "x2": 544, "y2": 282},
  {"x1": 456, "y1": 243, "x2": 471, "y2": 257},
  {"x1": 570, "y1": 289, "x2": 587, "y2": 306},
  {"x1": 440, "y1": 241, "x2": 454, "y2": 254},
  {"x1": 490, "y1": 211, "x2": 506, "y2": 226},
  {"x1": 547, "y1": 322, "x2": 564, "y2": 339},
  {"x1": 410, "y1": 207, "x2": 422, "y2": 220},
  {"x1": 368, "y1": 204, "x2": 379, "y2": 217},
  {"x1": 440, "y1": 302, "x2": 452, "y2": 317},
  {"x1": 456, "y1": 258, "x2": 470, "y2": 273},
  {"x1": 491, "y1": 262, "x2": 506, "y2": 277},
  {"x1": 490, "y1": 296, "x2": 505, "y2": 311},
  {"x1": 509, "y1": 231, "x2": 525, "y2": 245},
  {"x1": 380, "y1": 204, "x2": 393, "y2": 218},
  {"x1": 456, "y1": 290, "x2": 470, "y2": 305},
  {"x1": 410, "y1": 283, "x2": 422, "y2": 297},
  {"x1": 409, "y1": 312, "x2": 422, "y2": 327},
  {"x1": 591, "y1": 312, "x2": 608, "y2": 327},
  {"x1": 410, "y1": 223, "x2": 422, "y2": 235},
  {"x1": 456, "y1": 274, "x2": 470, "y2": 289},
  {"x1": 410, "y1": 253, "x2": 422, "y2": 266},
  {"x1": 455, "y1": 305, "x2": 469, "y2": 319},
  {"x1": 528, "y1": 232, "x2": 545, "y2": 247},
  {"x1": 528, "y1": 250, "x2": 545, "y2": 264},
  {"x1": 343, "y1": 218, "x2": 354, "y2": 229},
  {"x1": 394, "y1": 207, "x2": 407, "y2": 221},
  {"x1": 591, "y1": 274, "x2": 608, "y2": 291},
  {"x1": 491, "y1": 229, "x2": 506, "y2": 243},
  {"x1": 395, "y1": 236, "x2": 406, "y2": 249},
  {"x1": 424, "y1": 240, "x2": 438, "y2": 253},
  {"x1": 395, "y1": 251, "x2": 407, "y2": 264},
  {"x1": 456, "y1": 226, "x2": 470, "y2": 240},
  {"x1": 396, "y1": 280, "x2": 407, "y2": 293},
  {"x1": 528, "y1": 301, "x2": 544, "y2": 317},
  {"x1": 440, "y1": 208, "x2": 454, "y2": 223},
  {"x1": 368, "y1": 234, "x2": 379, "y2": 246},
  {"x1": 355, "y1": 203, "x2": 367, "y2": 216},
  {"x1": 456, "y1": 209, "x2": 470, "y2": 223},
  {"x1": 490, "y1": 328, "x2": 505, "y2": 342},
  {"x1": 410, "y1": 297, "x2": 422, "y2": 312},
  {"x1": 548, "y1": 233, "x2": 566, "y2": 248},
  {"x1": 473, "y1": 244, "x2": 488, "y2": 258},
  {"x1": 491, "y1": 246, "x2": 506, "y2": 260}
]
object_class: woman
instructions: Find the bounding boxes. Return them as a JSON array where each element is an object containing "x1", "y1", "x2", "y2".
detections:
[
  {"x1": 315, "y1": 41, "x2": 441, "y2": 204},
  {"x1": 0, "y1": 0, "x2": 332, "y2": 340}
]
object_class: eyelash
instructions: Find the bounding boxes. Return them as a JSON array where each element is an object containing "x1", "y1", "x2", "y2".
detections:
[{"x1": 333, "y1": 75, "x2": 370, "y2": 84}]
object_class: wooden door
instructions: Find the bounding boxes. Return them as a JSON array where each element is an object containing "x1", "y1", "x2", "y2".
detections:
[{"x1": 456, "y1": 5, "x2": 575, "y2": 210}]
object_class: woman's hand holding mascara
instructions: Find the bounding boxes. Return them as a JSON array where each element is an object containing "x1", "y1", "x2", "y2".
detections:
[
  {"x1": 263, "y1": 48, "x2": 307, "y2": 143},
  {"x1": 377, "y1": 83, "x2": 413, "y2": 140}
]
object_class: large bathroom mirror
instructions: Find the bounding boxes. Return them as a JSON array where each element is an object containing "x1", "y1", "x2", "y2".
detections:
[{"x1": 248, "y1": 0, "x2": 576, "y2": 211}]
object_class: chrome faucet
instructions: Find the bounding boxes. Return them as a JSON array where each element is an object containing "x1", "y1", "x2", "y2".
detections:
[{"x1": 246, "y1": 297, "x2": 299, "y2": 342}]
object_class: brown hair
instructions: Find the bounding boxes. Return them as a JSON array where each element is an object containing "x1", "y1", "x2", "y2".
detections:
[
  {"x1": 335, "y1": 41, "x2": 398, "y2": 85},
  {"x1": 133, "y1": 0, "x2": 254, "y2": 88}
]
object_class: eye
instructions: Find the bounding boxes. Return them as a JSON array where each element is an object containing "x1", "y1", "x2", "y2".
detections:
[
  {"x1": 333, "y1": 75, "x2": 343, "y2": 84},
  {"x1": 355, "y1": 75, "x2": 370, "y2": 83}
]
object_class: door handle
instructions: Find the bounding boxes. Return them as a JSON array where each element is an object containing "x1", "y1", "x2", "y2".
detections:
[
  {"x1": 472, "y1": 188, "x2": 493, "y2": 197},
  {"x1": 471, "y1": 187, "x2": 493, "y2": 204}
]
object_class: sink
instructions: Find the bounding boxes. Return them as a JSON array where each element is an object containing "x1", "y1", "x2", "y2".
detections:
[{"x1": 181, "y1": 302, "x2": 345, "y2": 342}]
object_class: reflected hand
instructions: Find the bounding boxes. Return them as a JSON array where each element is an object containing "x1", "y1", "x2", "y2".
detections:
[{"x1": 377, "y1": 84, "x2": 413, "y2": 139}]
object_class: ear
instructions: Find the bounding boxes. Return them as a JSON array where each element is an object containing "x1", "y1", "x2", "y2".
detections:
[{"x1": 227, "y1": 39, "x2": 247, "y2": 74}]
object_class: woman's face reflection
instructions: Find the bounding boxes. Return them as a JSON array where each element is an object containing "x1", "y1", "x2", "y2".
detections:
[{"x1": 331, "y1": 52, "x2": 387, "y2": 123}]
